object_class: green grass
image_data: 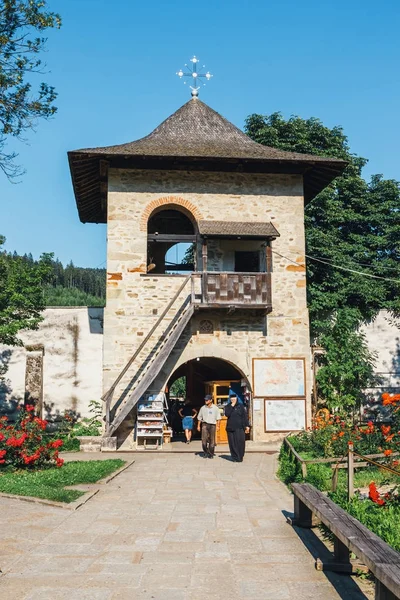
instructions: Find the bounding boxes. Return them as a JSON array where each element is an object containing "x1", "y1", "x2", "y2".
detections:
[{"x1": 0, "y1": 460, "x2": 125, "y2": 503}]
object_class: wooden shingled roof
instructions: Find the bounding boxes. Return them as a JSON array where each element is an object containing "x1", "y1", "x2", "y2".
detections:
[
  {"x1": 198, "y1": 221, "x2": 279, "y2": 239},
  {"x1": 68, "y1": 98, "x2": 347, "y2": 223}
]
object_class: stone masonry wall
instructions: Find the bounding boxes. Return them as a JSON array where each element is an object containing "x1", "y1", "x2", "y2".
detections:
[{"x1": 105, "y1": 168, "x2": 311, "y2": 442}]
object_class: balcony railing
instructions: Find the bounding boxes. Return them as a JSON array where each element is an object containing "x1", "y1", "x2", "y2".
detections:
[{"x1": 194, "y1": 272, "x2": 272, "y2": 310}]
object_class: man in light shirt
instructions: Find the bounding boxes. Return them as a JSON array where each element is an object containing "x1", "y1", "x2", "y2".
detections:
[{"x1": 197, "y1": 395, "x2": 221, "y2": 459}]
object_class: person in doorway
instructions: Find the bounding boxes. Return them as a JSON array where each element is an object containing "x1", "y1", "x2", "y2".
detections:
[
  {"x1": 178, "y1": 399, "x2": 197, "y2": 444},
  {"x1": 224, "y1": 393, "x2": 250, "y2": 462},
  {"x1": 197, "y1": 395, "x2": 221, "y2": 458}
]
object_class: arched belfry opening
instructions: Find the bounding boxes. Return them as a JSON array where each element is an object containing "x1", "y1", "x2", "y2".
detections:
[
  {"x1": 167, "y1": 357, "x2": 252, "y2": 443},
  {"x1": 147, "y1": 208, "x2": 197, "y2": 274}
]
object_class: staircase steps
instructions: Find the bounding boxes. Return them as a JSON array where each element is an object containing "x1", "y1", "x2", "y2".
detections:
[{"x1": 106, "y1": 301, "x2": 194, "y2": 437}]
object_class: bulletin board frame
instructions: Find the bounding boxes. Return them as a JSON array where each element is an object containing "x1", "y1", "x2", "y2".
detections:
[
  {"x1": 264, "y1": 398, "x2": 307, "y2": 432},
  {"x1": 252, "y1": 357, "x2": 306, "y2": 399}
]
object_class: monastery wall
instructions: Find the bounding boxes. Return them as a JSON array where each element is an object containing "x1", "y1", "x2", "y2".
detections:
[
  {"x1": 0, "y1": 308, "x2": 103, "y2": 421},
  {"x1": 105, "y1": 168, "x2": 311, "y2": 442}
]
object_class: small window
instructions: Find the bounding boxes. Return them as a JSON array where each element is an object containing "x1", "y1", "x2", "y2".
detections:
[{"x1": 234, "y1": 251, "x2": 260, "y2": 273}]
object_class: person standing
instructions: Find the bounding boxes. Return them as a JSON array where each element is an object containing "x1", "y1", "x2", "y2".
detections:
[
  {"x1": 178, "y1": 399, "x2": 197, "y2": 444},
  {"x1": 197, "y1": 395, "x2": 221, "y2": 458},
  {"x1": 224, "y1": 393, "x2": 250, "y2": 462}
]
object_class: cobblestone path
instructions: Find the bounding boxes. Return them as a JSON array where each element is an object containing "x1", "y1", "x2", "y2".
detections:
[{"x1": 0, "y1": 453, "x2": 368, "y2": 599}]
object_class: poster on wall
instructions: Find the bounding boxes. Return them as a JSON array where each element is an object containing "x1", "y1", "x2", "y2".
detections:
[
  {"x1": 253, "y1": 358, "x2": 305, "y2": 398},
  {"x1": 264, "y1": 399, "x2": 306, "y2": 431}
]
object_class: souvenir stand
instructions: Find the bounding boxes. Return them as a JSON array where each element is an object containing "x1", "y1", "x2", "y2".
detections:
[{"x1": 136, "y1": 392, "x2": 169, "y2": 450}]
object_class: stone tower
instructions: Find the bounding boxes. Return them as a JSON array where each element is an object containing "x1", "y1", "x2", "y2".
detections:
[{"x1": 68, "y1": 98, "x2": 345, "y2": 447}]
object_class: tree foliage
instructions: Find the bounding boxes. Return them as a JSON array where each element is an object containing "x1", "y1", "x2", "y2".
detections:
[
  {"x1": 0, "y1": 0, "x2": 61, "y2": 178},
  {"x1": 245, "y1": 112, "x2": 400, "y2": 410},
  {"x1": 315, "y1": 309, "x2": 377, "y2": 411},
  {"x1": 0, "y1": 235, "x2": 52, "y2": 345},
  {"x1": 2, "y1": 250, "x2": 106, "y2": 308},
  {"x1": 245, "y1": 112, "x2": 400, "y2": 336}
]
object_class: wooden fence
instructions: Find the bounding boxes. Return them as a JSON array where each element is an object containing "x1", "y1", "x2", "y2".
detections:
[{"x1": 284, "y1": 436, "x2": 400, "y2": 500}]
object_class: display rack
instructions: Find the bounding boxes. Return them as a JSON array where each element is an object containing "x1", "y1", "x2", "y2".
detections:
[{"x1": 136, "y1": 392, "x2": 168, "y2": 450}]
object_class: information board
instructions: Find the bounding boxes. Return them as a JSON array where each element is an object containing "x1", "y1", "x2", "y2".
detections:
[{"x1": 264, "y1": 399, "x2": 306, "y2": 431}]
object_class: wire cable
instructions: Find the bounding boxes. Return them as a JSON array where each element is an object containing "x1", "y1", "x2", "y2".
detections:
[{"x1": 271, "y1": 250, "x2": 400, "y2": 284}]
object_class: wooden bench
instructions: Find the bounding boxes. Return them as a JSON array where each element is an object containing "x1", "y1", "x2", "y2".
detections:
[{"x1": 291, "y1": 483, "x2": 400, "y2": 600}]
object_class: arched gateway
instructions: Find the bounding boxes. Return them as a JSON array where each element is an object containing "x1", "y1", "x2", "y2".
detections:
[{"x1": 68, "y1": 96, "x2": 346, "y2": 450}]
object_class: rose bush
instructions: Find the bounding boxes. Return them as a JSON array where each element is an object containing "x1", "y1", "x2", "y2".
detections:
[{"x1": 0, "y1": 405, "x2": 64, "y2": 469}]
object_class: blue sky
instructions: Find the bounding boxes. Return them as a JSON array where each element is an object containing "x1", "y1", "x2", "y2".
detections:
[{"x1": 2, "y1": 0, "x2": 399, "y2": 267}]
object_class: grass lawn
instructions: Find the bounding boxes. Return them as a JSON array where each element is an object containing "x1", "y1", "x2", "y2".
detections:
[{"x1": 0, "y1": 459, "x2": 126, "y2": 503}]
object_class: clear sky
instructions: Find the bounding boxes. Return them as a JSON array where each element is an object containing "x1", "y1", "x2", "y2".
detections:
[{"x1": 1, "y1": 0, "x2": 399, "y2": 268}]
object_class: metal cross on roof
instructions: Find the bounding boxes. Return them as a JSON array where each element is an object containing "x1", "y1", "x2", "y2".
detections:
[{"x1": 176, "y1": 56, "x2": 213, "y2": 97}]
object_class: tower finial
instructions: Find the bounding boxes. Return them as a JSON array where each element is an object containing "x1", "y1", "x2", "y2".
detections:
[{"x1": 176, "y1": 56, "x2": 213, "y2": 97}]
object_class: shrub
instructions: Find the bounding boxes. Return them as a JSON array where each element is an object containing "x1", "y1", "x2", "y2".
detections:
[
  {"x1": 71, "y1": 400, "x2": 102, "y2": 436},
  {"x1": 277, "y1": 443, "x2": 302, "y2": 485},
  {"x1": 0, "y1": 405, "x2": 64, "y2": 469}
]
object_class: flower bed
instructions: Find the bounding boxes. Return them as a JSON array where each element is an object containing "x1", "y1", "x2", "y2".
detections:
[
  {"x1": 278, "y1": 393, "x2": 400, "y2": 552},
  {"x1": 0, "y1": 405, "x2": 64, "y2": 470}
]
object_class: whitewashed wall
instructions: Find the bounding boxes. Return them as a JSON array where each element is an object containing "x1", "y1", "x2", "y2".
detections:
[
  {"x1": 0, "y1": 307, "x2": 103, "y2": 419},
  {"x1": 361, "y1": 311, "x2": 400, "y2": 394}
]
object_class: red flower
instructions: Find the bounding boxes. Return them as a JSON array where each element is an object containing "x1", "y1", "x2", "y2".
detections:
[
  {"x1": 25, "y1": 404, "x2": 35, "y2": 412},
  {"x1": 6, "y1": 433, "x2": 28, "y2": 447},
  {"x1": 383, "y1": 449, "x2": 393, "y2": 457},
  {"x1": 22, "y1": 450, "x2": 41, "y2": 465},
  {"x1": 384, "y1": 434, "x2": 395, "y2": 443},
  {"x1": 49, "y1": 439, "x2": 63, "y2": 449},
  {"x1": 338, "y1": 431, "x2": 345, "y2": 437},
  {"x1": 0, "y1": 432, "x2": 4, "y2": 442},
  {"x1": 369, "y1": 482, "x2": 385, "y2": 506},
  {"x1": 0, "y1": 449, "x2": 6, "y2": 464},
  {"x1": 56, "y1": 457, "x2": 64, "y2": 468},
  {"x1": 33, "y1": 417, "x2": 47, "y2": 431}
]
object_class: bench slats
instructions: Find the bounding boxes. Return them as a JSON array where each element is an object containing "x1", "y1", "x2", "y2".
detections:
[{"x1": 292, "y1": 483, "x2": 400, "y2": 598}]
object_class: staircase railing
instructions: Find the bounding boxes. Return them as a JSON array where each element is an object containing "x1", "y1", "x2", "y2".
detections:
[{"x1": 103, "y1": 274, "x2": 194, "y2": 431}]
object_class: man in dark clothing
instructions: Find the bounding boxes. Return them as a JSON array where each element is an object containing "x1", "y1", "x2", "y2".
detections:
[{"x1": 224, "y1": 394, "x2": 250, "y2": 462}]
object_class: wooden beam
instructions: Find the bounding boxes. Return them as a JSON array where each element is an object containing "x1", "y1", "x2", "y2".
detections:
[{"x1": 147, "y1": 234, "x2": 196, "y2": 243}]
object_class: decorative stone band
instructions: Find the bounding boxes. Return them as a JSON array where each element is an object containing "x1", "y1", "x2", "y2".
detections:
[{"x1": 140, "y1": 196, "x2": 203, "y2": 232}]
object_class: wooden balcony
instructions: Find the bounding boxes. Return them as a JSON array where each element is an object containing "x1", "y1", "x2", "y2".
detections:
[{"x1": 196, "y1": 272, "x2": 272, "y2": 312}]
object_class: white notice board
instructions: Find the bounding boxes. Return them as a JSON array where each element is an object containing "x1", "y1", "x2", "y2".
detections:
[
  {"x1": 264, "y1": 399, "x2": 306, "y2": 432},
  {"x1": 253, "y1": 358, "x2": 306, "y2": 398}
]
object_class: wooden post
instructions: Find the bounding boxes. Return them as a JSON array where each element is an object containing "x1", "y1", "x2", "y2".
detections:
[
  {"x1": 190, "y1": 274, "x2": 195, "y2": 304},
  {"x1": 375, "y1": 580, "x2": 398, "y2": 600},
  {"x1": 266, "y1": 244, "x2": 272, "y2": 272},
  {"x1": 332, "y1": 465, "x2": 339, "y2": 492},
  {"x1": 333, "y1": 536, "x2": 351, "y2": 566},
  {"x1": 293, "y1": 496, "x2": 313, "y2": 528},
  {"x1": 202, "y1": 238, "x2": 208, "y2": 304},
  {"x1": 348, "y1": 441, "x2": 354, "y2": 500}
]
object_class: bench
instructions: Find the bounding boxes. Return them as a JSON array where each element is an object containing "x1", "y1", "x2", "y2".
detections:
[{"x1": 291, "y1": 483, "x2": 400, "y2": 600}]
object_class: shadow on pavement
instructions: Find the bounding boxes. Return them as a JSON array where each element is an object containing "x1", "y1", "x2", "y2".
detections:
[{"x1": 282, "y1": 510, "x2": 370, "y2": 600}]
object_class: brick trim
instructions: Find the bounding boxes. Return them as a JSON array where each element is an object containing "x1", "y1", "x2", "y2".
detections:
[{"x1": 140, "y1": 196, "x2": 202, "y2": 231}]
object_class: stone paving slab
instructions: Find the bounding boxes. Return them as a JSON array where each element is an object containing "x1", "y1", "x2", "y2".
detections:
[{"x1": 0, "y1": 453, "x2": 371, "y2": 599}]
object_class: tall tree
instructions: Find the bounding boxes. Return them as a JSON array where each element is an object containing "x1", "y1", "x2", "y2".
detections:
[
  {"x1": 244, "y1": 112, "x2": 400, "y2": 337},
  {"x1": 0, "y1": 0, "x2": 61, "y2": 178},
  {"x1": 0, "y1": 236, "x2": 52, "y2": 345}
]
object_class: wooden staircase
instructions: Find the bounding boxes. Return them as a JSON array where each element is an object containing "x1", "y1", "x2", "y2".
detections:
[{"x1": 103, "y1": 276, "x2": 195, "y2": 438}]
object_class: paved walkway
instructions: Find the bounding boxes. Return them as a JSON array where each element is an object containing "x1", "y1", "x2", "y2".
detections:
[{"x1": 0, "y1": 453, "x2": 369, "y2": 600}]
